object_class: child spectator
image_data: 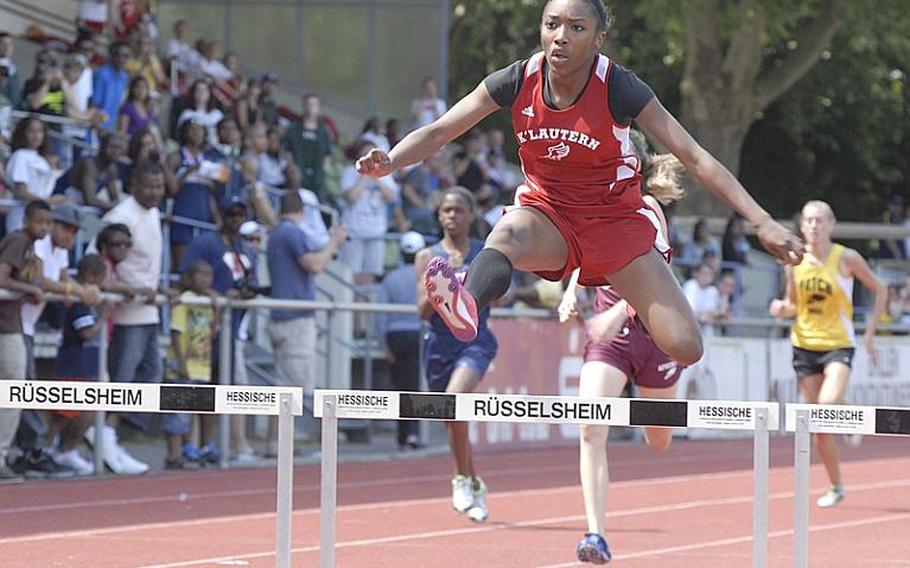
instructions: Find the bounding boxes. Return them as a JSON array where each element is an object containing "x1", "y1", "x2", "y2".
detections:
[
  {"x1": 43, "y1": 255, "x2": 113, "y2": 475},
  {"x1": 163, "y1": 260, "x2": 220, "y2": 469},
  {"x1": 0, "y1": 201, "x2": 52, "y2": 481},
  {"x1": 96, "y1": 223, "x2": 145, "y2": 299}
]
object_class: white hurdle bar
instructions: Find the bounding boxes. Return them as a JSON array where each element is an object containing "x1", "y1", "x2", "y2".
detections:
[
  {"x1": 314, "y1": 389, "x2": 779, "y2": 568},
  {"x1": 785, "y1": 403, "x2": 910, "y2": 568},
  {"x1": 0, "y1": 380, "x2": 304, "y2": 568}
]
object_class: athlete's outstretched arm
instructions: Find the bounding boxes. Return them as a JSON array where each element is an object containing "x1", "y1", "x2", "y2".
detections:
[
  {"x1": 558, "y1": 268, "x2": 583, "y2": 323},
  {"x1": 769, "y1": 265, "x2": 798, "y2": 319},
  {"x1": 635, "y1": 99, "x2": 804, "y2": 265},
  {"x1": 356, "y1": 83, "x2": 500, "y2": 178}
]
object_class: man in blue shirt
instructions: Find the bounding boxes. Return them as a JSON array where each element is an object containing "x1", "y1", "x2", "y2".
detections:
[
  {"x1": 265, "y1": 191, "x2": 345, "y2": 452},
  {"x1": 91, "y1": 42, "x2": 130, "y2": 131},
  {"x1": 377, "y1": 231, "x2": 426, "y2": 449}
]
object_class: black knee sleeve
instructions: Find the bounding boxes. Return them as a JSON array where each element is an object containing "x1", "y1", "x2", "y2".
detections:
[{"x1": 465, "y1": 248, "x2": 513, "y2": 311}]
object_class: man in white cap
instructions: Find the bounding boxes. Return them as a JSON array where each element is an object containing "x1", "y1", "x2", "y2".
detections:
[{"x1": 377, "y1": 231, "x2": 426, "y2": 450}]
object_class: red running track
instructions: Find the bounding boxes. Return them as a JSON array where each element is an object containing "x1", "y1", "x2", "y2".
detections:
[{"x1": 1, "y1": 436, "x2": 909, "y2": 567}]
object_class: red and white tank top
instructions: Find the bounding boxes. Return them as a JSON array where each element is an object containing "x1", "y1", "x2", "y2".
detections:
[{"x1": 510, "y1": 53, "x2": 645, "y2": 217}]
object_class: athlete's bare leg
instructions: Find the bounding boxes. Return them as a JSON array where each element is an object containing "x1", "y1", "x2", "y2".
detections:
[
  {"x1": 445, "y1": 365, "x2": 484, "y2": 478},
  {"x1": 578, "y1": 361, "x2": 626, "y2": 536},
  {"x1": 637, "y1": 384, "x2": 678, "y2": 452},
  {"x1": 800, "y1": 364, "x2": 850, "y2": 487},
  {"x1": 608, "y1": 249, "x2": 704, "y2": 365},
  {"x1": 484, "y1": 207, "x2": 568, "y2": 273}
]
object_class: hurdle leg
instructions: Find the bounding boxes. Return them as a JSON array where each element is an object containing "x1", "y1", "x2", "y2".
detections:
[
  {"x1": 320, "y1": 395, "x2": 338, "y2": 568},
  {"x1": 752, "y1": 407, "x2": 769, "y2": 568},
  {"x1": 218, "y1": 308, "x2": 233, "y2": 469},
  {"x1": 93, "y1": 319, "x2": 110, "y2": 476},
  {"x1": 276, "y1": 393, "x2": 295, "y2": 568},
  {"x1": 793, "y1": 410, "x2": 811, "y2": 568}
]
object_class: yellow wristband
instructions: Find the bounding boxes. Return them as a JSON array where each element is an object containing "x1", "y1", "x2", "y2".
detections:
[{"x1": 64, "y1": 283, "x2": 72, "y2": 297}]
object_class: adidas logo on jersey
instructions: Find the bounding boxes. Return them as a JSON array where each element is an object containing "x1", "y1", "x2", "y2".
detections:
[{"x1": 521, "y1": 105, "x2": 535, "y2": 118}]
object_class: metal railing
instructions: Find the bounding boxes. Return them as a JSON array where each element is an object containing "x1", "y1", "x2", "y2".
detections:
[{"x1": 4, "y1": 284, "x2": 909, "y2": 474}]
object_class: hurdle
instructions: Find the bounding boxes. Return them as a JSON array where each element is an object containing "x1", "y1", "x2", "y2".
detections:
[
  {"x1": 315, "y1": 389, "x2": 779, "y2": 568},
  {"x1": 0, "y1": 380, "x2": 304, "y2": 568},
  {"x1": 786, "y1": 403, "x2": 910, "y2": 568}
]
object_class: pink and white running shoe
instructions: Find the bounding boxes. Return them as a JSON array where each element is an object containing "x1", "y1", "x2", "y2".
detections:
[{"x1": 424, "y1": 256, "x2": 479, "y2": 342}]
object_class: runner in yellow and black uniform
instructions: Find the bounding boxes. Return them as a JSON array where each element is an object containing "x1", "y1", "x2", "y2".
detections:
[{"x1": 770, "y1": 200, "x2": 886, "y2": 508}]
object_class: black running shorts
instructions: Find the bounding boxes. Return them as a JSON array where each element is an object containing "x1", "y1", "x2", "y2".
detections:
[{"x1": 792, "y1": 346, "x2": 855, "y2": 378}]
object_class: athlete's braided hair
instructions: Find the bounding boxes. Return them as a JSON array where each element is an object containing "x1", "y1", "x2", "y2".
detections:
[
  {"x1": 583, "y1": 0, "x2": 611, "y2": 31},
  {"x1": 630, "y1": 129, "x2": 685, "y2": 205},
  {"x1": 544, "y1": 0, "x2": 611, "y2": 31}
]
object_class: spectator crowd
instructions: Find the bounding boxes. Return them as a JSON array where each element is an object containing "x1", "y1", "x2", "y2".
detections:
[{"x1": 0, "y1": 5, "x2": 522, "y2": 481}]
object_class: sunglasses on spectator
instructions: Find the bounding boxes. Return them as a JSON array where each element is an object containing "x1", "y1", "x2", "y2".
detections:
[{"x1": 110, "y1": 240, "x2": 133, "y2": 248}]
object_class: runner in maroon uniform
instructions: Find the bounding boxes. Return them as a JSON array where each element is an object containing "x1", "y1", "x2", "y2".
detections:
[
  {"x1": 357, "y1": 0, "x2": 802, "y2": 367},
  {"x1": 558, "y1": 133, "x2": 683, "y2": 563}
]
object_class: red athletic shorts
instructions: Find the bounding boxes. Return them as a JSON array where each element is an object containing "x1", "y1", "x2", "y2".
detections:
[{"x1": 516, "y1": 189, "x2": 658, "y2": 287}]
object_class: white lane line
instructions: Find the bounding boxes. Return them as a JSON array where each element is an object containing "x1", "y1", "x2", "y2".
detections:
[
  {"x1": 136, "y1": 476, "x2": 910, "y2": 568},
  {"x1": 0, "y1": 466, "x2": 764, "y2": 545},
  {"x1": 2, "y1": 450, "x2": 903, "y2": 518}
]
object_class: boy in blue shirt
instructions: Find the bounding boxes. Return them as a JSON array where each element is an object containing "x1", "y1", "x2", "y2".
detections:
[{"x1": 45, "y1": 255, "x2": 113, "y2": 475}]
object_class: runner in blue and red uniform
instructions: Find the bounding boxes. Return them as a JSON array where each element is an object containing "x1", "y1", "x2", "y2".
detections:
[
  {"x1": 414, "y1": 187, "x2": 498, "y2": 523},
  {"x1": 557, "y1": 133, "x2": 684, "y2": 563},
  {"x1": 357, "y1": 0, "x2": 803, "y2": 367}
]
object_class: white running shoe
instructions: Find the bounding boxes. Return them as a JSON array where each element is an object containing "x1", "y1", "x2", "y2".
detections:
[
  {"x1": 113, "y1": 444, "x2": 150, "y2": 475},
  {"x1": 817, "y1": 486, "x2": 845, "y2": 508},
  {"x1": 52, "y1": 449, "x2": 94, "y2": 476},
  {"x1": 452, "y1": 474, "x2": 474, "y2": 513},
  {"x1": 844, "y1": 433, "x2": 864, "y2": 448},
  {"x1": 466, "y1": 477, "x2": 489, "y2": 523},
  {"x1": 86, "y1": 425, "x2": 149, "y2": 475}
]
